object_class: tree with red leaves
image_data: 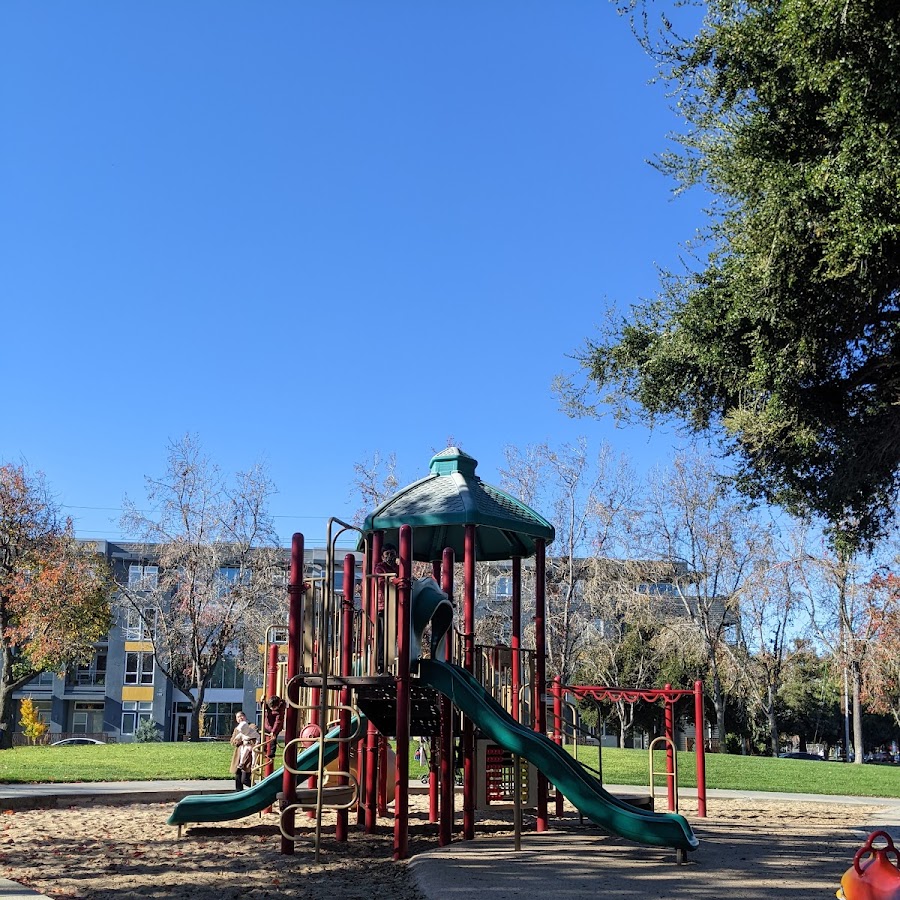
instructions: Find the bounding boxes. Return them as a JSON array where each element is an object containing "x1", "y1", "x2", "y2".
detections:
[
  {"x1": 0, "y1": 463, "x2": 112, "y2": 749},
  {"x1": 862, "y1": 573, "x2": 900, "y2": 731}
]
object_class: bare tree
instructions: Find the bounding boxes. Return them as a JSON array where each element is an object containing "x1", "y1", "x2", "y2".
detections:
[
  {"x1": 117, "y1": 435, "x2": 284, "y2": 741},
  {"x1": 580, "y1": 565, "x2": 664, "y2": 745},
  {"x1": 634, "y1": 451, "x2": 768, "y2": 748},
  {"x1": 500, "y1": 439, "x2": 639, "y2": 685},
  {"x1": 350, "y1": 450, "x2": 401, "y2": 526},
  {"x1": 732, "y1": 528, "x2": 805, "y2": 756},
  {"x1": 798, "y1": 542, "x2": 891, "y2": 763}
]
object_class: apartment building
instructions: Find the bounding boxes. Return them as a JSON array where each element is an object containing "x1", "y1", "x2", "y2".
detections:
[{"x1": 12, "y1": 541, "x2": 357, "y2": 744}]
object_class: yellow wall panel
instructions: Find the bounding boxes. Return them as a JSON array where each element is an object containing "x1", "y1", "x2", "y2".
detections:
[{"x1": 121, "y1": 686, "x2": 154, "y2": 702}]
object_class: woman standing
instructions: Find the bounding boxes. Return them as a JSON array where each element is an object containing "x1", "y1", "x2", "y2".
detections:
[{"x1": 229, "y1": 711, "x2": 259, "y2": 790}]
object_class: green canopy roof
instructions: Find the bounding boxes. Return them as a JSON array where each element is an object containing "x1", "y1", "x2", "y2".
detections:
[{"x1": 359, "y1": 448, "x2": 555, "y2": 562}]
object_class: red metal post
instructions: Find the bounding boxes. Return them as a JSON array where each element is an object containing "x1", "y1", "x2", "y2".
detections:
[
  {"x1": 372, "y1": 531, "x2": 384, "y2": 674},
  {"x1": 356, "y1": 732, "x2": 367, "y2": 827},
  {"x1": 378, "y1": 735, "x2": 389, "y2": 816},
  {"x1": 511, "y1": 557, "x2": 521, "y2": 723},
  {"x1": 534, "y1": 537, "x2": 548, "y2": 832},
  {"x1": 427, "y1": 557, "x2": 440, "y2": 825},
  {"x1": 694, "y1": 680, "x2": 707, "y2": 817},
  {"x1": 357, "y1": 536, "x2": 370, "y2": 827},
  {"x1": 463, "y1": 524, "x2": 476, "y2": 841},
  {"x1": 393, "y1": 524, "x2": 412, "y2": 860},
  {"x1": 336, "y1": 554, "x2": 355, "y2": 841},
  {"x1": 364, "y1": 534, "x2": 381, "y2": 832},
  {"x1": 364, "y1": 726, "x2": 379, "y2": 832},
  {"x1": 281, "y1": 533, "x2": 304, "y2": 855},
  {"x1": 553, "y1": 676, "x2": 564, "y2": 817},
  {"x1": 439, "y1": 547, "x2": 455, "y2": 847},
  {"x1": 664, "y1": 683, "x2": 675, "y2": 812},
  {"x1": 265, "y1": 642, "x2": 279, "y2": 780}
]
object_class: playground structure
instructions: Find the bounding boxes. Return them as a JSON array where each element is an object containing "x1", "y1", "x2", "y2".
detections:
[{"x1": 169, "y1": 447, "x2": 700, "y2": 861}]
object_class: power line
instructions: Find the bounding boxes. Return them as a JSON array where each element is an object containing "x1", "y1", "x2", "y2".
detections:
[{"x1": 62, "y1": 504, "x2": 342, "y2": 520}]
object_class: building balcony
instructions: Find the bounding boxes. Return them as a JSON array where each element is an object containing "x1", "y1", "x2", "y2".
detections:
[{"x1": 64, "y1": 673, "x2": 106, "y2": 690}]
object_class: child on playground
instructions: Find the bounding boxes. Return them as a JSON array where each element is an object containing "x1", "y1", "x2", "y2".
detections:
[
  {"x1": 229, "y1": 711, "x2": 259, "y2": 790},
  {"x1": 263, "y1": 695, "x2": 286, "y2": 761},
  {"x1": 374, "y1": 542, "x2": 399, "y2": 670}
]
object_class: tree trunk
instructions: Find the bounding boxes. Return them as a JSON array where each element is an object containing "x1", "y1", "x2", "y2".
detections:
[
  {"x1": 713, "y1": 675, "x2": 726, "y2": 752},
  {"x1": 0, "y1": 680, "x2": 13, "y2": 750},
  {"x1": 851, "y1": 664, "x2": 865, "y2": 765},
  {"x1": 189, "y1": 686, "x2": 206, "y2": 742},
  {"x1": 766, "y1": 686, "x2": 780, "y2": 756},
  {"x1": 0, "y1": 649, "x2": 36, "y2": 750}
]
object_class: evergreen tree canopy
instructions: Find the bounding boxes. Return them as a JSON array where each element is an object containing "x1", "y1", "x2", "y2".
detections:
[{"x1": 576, "y1": 1, "x2": 900, "y2": 551}]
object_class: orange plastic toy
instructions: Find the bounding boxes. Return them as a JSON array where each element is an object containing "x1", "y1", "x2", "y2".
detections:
[{"x1": 838, "y1": 831, "x2": 900, "y2": 900}]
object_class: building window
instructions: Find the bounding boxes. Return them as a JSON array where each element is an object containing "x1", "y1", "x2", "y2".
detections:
[
  {"x1": 73, "y1": 702, "x2": 104, "y2": 734},
  {"x1": 639, "y1": 582, "x2": 678, "y2": 596},
  {"x1": 121, "y1": 701, "x2": 154, "y2": 735},
  {"x1": 26, "y1": 671, "x2": 54, "y2": 688},
  {"x1": 69, "y1": 653, "x2": 107, "y2": 687},
  {"x1": 272, "y1": 569, "x2": 288, "y2": 588},
  {"x1": 269, "y1": 627, "x2": 288, "y2": 644},
  {"x1": 128, "y1": 565, "x2": 158, "y2": 591},
  {"x1": 494, "y1": 576, "x2": 512, "y2": 600},
  {"x1": 218, "y1": 566, "x2": 250, "y2": 586},
  {"x1": 124, "y1": 652, "x2": 154, "y2": 685},
  {"x1": 205, "y1": 702, "x2": 245, "y2": 738},
  {"x1": 208, "y1": 656, "x2": 243, "y2": 690},
  {"x1": 123, "y1": 608, "x2": 156, "y2": 641}
]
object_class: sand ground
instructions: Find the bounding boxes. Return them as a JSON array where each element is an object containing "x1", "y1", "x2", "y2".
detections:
[{"x1": 0, "y1": 793, "x2": 892, "y2": 899}]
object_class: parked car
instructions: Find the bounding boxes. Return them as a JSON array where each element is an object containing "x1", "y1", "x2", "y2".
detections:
[
  {"x1": 778, "y1": 751, "x2": 823, "y2": 761},
  {"x1": 50, "y1": 738, "x2": 105, "y2": 747},
  {"x1": 864, "y1": 751, "x2": 897, "y2": 763}
]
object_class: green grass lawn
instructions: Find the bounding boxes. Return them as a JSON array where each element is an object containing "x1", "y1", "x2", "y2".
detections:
[
  {"x1": 2, "y1": 742, "x2": 898, "y2": 799},
  {"x1": 0, "y1": 742, "x2": 239, "y2": 783}
]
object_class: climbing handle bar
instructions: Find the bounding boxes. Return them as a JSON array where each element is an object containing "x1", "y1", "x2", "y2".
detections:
[{"x1": 854, "y1": 830, "x2": 900, "y2": 876}]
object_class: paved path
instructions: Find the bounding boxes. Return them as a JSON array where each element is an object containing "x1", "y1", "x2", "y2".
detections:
[{"x1": 1, "y1": 780, "x2": 898, "y2": 900}]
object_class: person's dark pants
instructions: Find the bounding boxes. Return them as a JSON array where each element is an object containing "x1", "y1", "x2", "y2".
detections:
[
  {"x1": 235, "y1": 769, "x2": 251, "y2": 790},
  {"x1": 267, "y1": 734, "x2": 281, "y2": 760}
]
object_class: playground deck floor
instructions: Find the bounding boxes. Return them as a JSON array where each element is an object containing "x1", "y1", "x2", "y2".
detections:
[{"x1": 0, "y1": 781, "x2": 897, "y2": 900}]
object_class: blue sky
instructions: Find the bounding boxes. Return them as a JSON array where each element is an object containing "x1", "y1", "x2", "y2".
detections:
[{"x1": 2, "y1": 2, "x2": 709, "y2": 546}]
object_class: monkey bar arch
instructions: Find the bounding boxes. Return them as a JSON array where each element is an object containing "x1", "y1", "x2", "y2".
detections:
[{"x1": 554, "y1": 680, "x2": 707, "y2": 818}]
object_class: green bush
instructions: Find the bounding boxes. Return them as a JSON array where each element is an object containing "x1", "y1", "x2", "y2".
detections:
[{"x1": 134, "y1": 719, "x2": 163, "y2": 743}]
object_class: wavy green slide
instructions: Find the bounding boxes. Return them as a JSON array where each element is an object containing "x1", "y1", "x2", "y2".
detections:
[
  {"x1": 415, "y1": 658, "x2": 698, "y2": 852},
  {"x1": 167, "y1": 718, "x2": 364, "y2": 826}
]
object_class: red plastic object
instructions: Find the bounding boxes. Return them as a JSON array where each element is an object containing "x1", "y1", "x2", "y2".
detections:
[
  {"x1": 299, "y1": 723, "x2": 322, "y2": 747},
  {"x1": 840, "y1": 831, "x2": 900, "y2": 900}
]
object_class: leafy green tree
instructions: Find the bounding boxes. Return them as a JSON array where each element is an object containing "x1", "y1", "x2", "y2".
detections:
[
  {"x1": 0, "y1": 463, "x2": 112, "y2": 749},
  {"x1": 779, "y1": 642, "x2": 842, "y2": 754},
  {"x1": 564, "y1": 1, "x2": 900, "y2": 552}
]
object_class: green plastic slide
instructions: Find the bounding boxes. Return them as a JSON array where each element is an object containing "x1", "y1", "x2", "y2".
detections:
[
  {"x1": 415, "y1": 658, "x2": 698, "y2": 852},
  {"x1": 167, "y1": 717, "x2": 364, "y2": 826}
]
